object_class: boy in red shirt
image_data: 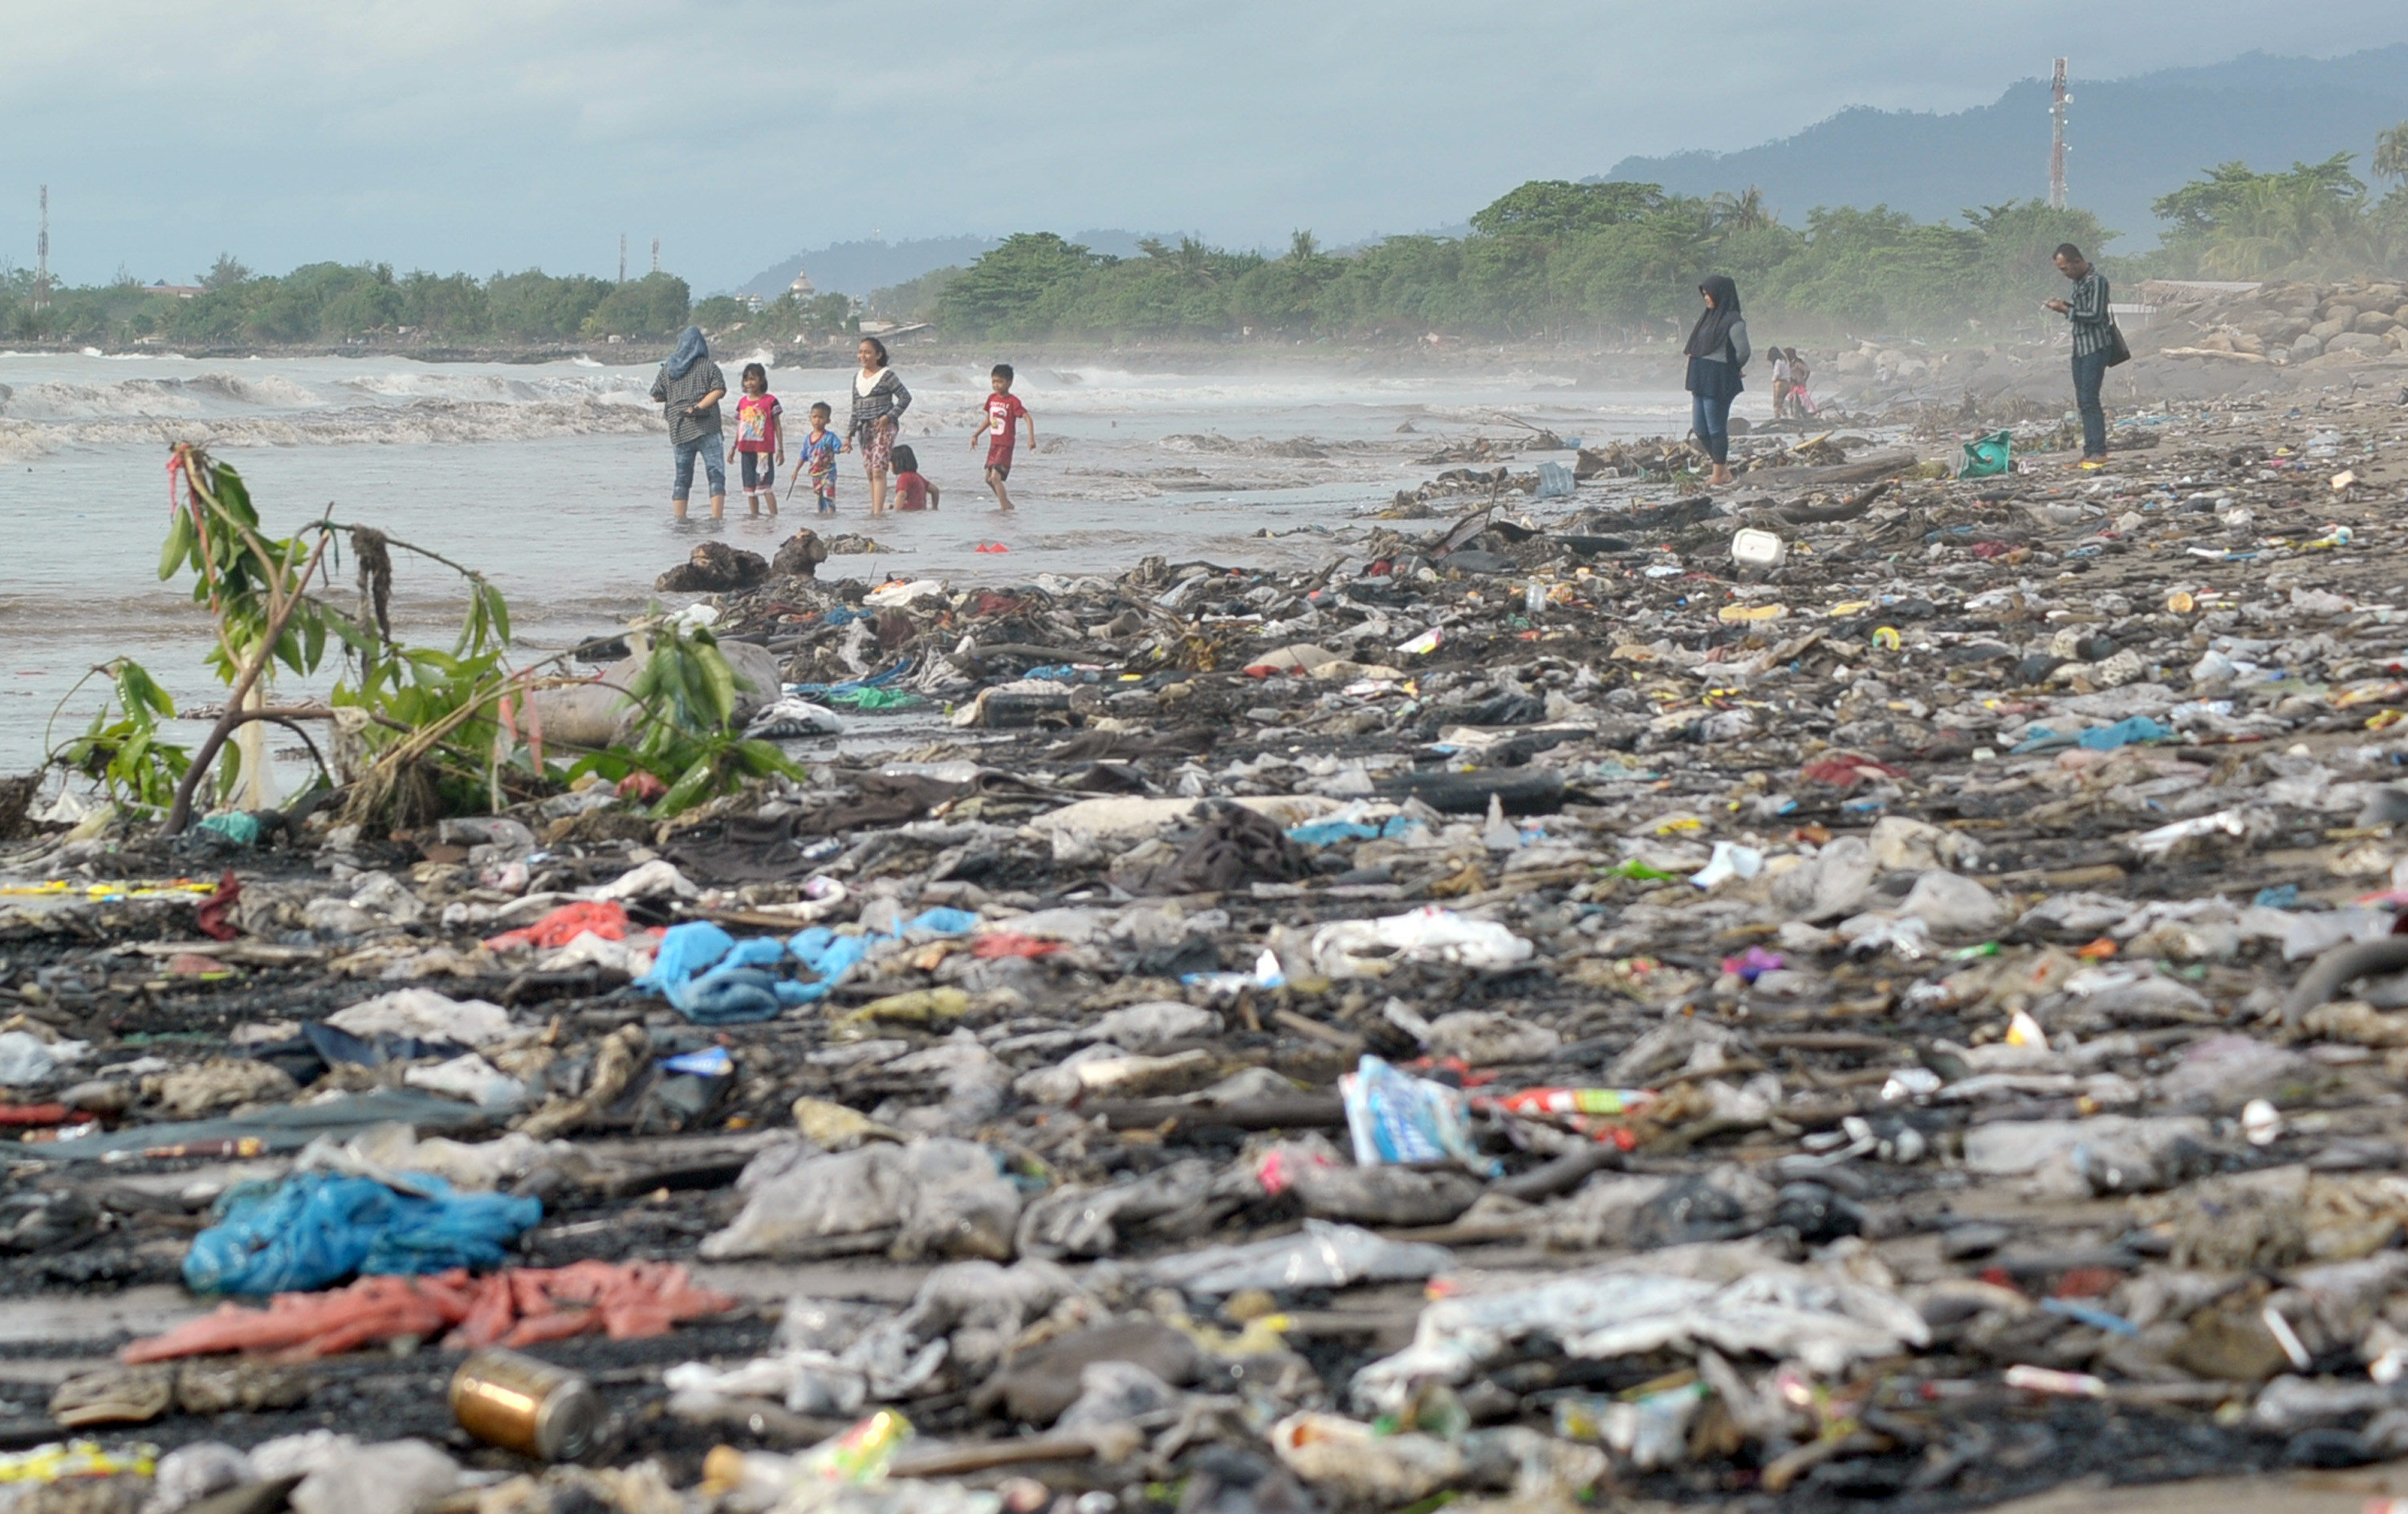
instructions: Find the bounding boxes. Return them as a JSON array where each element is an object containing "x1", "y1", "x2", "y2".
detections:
[{"x1": 970, "y1": 363, "x2": 1035, "y2": 511}]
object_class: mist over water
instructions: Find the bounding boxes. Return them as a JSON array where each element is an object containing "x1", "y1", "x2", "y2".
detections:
[{"x1": 0, "y1": 351, "x2": 1692, "y2": 775}]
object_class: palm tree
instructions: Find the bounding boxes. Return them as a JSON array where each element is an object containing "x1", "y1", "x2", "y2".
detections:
[
  {"x1": 1709, "y1": 186, "x2": 1777, "y2": 234},
  {"x1": 1173, "y1": 236, "x2": 1217, "y2": 285},
  {"x1": 2194, "y1": 173, "x2": 2364, "y2": 278},
  {"x1": 1288, "y1": 230, "x2": 1320, "y2": 263},
  {"x1": 2377, "y1": 122, "x2": 2408, "y2": 188}
]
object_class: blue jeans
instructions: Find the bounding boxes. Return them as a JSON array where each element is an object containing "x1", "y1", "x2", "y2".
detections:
[
  {"x1": 673, "y1": 435, "x2": 726, "y2": 501},
  {"x1": 1691, "y1": 393, "x2": 1734, "y2": 466},
  {"x1": 2071, "y1": 349, "x2": 2109, "y2": 458}
]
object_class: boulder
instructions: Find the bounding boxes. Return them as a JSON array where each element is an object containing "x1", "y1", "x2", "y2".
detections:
[
  {"x1": 771, "y1": 529, "x2": 828, "y2": 578},
  {"x1": 656, "y1": 541, "x2": 768, "y2": 593}
]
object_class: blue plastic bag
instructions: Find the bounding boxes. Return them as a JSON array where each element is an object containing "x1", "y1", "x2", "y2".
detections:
[
  {"x1": 196, "y1": 812, "x2": 263, "y2": 845},
  {"x1": 677, "y1": 969, "x2": 785, "y2": 1023},
  {"x1": 2076, "y1": 716, "x2": 2170, "y2": 751},
  {"x1": 785, "y1": 927, "x2": 874, "y2": 1004},
  {"x1": 184, "y1": 1172, "x2": 541, "y2": 1296},
  {"x1": 641, "y1": 909, "x2": 978, "y2": 1025},
  {"x1": 639, "y1": 923, "x2": 788, "y2": 1024},
  {"x1": 787, "y1": 658, "x2": 912, "y2": 698},
  {"x1": 1287, "y1": 816, "x2": 1422, "y2": 847},
  {"x1": 637, "y1": 922, "x2": 736, "y2": 991}
]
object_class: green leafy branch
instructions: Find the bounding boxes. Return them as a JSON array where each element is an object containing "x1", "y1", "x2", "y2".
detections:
[{"x1": 48, "y1": 445, "x2": 803, "y2": 839}]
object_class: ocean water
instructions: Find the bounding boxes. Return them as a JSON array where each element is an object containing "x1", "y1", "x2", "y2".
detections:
[{"x1": 0, "y1": 349, "x2": 1702, "y2": 781}]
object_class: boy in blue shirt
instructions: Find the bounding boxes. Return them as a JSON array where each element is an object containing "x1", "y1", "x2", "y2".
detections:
[{"x1": 794, "y1": 401, "x2": 846, "y2": 515}]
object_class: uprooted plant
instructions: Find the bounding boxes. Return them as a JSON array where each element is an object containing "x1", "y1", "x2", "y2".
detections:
[{"x1": 50, "y1": 443, "x2": 800, "y2": 837}]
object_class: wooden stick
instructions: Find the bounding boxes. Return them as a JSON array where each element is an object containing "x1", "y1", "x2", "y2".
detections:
[{"x1": 161, "y1": 532, "x2": 332, "y2": 838}]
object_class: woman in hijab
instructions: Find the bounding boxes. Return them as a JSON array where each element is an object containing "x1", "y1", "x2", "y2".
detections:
[
  {"x1": 1682, "y1": 275, "x2": 1751, "y2": 488},
  {"x1": 849, "y1": 336, "x2": 913, "y2": 515},
  {"x1": 650, "y1": 325, "x2": 728, "y2": 519}
]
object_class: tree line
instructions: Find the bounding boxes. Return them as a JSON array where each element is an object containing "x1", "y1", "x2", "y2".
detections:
[
  {"x1": 911, "y1": 122, "x2": 2408, "y2": 344},
  {"x1": 0, "y1": 255, "x2": 860, "y2": 348},
  {"x1": 919, "y1": 193, "x2": 2117, "y2": 344}
]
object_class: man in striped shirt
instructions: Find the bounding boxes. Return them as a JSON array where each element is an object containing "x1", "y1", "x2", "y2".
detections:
[{"x1": 2045, "y1": 243, "x2": 2112, "y2": 467}]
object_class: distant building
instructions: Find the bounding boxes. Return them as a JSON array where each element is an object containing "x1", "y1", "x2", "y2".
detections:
[
  {"x1": 148, "y1": 281, "x2": 204, "y2": 299},
  {"x1": 788, "y1": 269, "x2": 816, "y2": 299}
]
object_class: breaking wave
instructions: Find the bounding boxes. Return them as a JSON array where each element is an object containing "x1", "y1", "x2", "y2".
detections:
[
  {"x1": 0, "y1": 352, "x2": 1667, "y2": 467},
  {"x1": 338, "y1": 370, "x2": 654, "y2": 404},
  {"x1": 0, "y1": 366, "x2": 664, "y2": 459},
  {"x1": 184, "y1": 372, "x2": 324, "y2": 407},
  {"x1": 0, "y1": 397, "x2": 665, "y2": 461}
]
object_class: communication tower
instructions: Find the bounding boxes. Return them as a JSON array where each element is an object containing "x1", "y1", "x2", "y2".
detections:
[
  {"x1": 35, "y1": 185, "x2": 50, "y2": 310},
  {"x1": 2048, "y1": 59, "x2": 2071, "y2": 210},
  {"x1": 619, "y1": 234, "x2": 627, "y2": 283},
  {"x1": 651, "y1": 238, "x2": 660, "y2": 274}
]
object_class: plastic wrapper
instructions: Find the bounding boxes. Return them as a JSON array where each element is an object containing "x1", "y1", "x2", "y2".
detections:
[
  {"x1": 1348, "y1": 1260, "x2": 1930, "y2": 1414},
  {"x1": 700, "y1": 1138, "x2": 1021, "y2": 1262},
  {"x1": 141, "y1": 1443, "x2": 255, "y2": 1514},
  {"x1": 802, "y1": 1410, "x2": 913, "y2": 1483},
  {"x1": 1309, "y1": 906, "x2": 1533, "y2": 978},
  {"x1": 289, "y1": 1439, "x2": 458, "y2": 1514},
  {"x1": 1340, "y1": 1054, "x2": 1490, "y2": 1171},
  {"x1": 1140, "y1": 1219, "x2": 1452, "y2": 1295},
  {"x1": 0, "y1": 1440, "x2": 158, "y2": 1485}
]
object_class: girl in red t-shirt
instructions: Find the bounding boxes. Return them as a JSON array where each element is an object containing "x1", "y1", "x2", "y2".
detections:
[{"x1": 727, "y1": 363, "x2": 784, "y2": 516}]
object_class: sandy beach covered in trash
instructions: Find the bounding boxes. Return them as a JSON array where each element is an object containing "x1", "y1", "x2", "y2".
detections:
[{"x1": 2, "y1": 276, "x2": 2408, "y2": 1512}]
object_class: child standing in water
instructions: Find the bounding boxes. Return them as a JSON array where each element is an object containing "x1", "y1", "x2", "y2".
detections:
[
  {"x1": 971, "y1": 364, "x2": 1034, "y2": 511},
  {"x1": 890, "y1": 445, "x2": 940, "y2": 511},
  {"x1": 1786, "y1": 349, "x2": 1818, "y2": 416},
  {"x1": 728, "y1": 364, "x2": 784, "y2": 516},
  {"x1": 795, "y1": 401, "x2": 844, "y2": 515}
]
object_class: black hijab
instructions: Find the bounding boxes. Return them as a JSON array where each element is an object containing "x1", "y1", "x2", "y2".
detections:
[{"x1": 1684, "y1": 275, "x2": 1744, "y2": 360}]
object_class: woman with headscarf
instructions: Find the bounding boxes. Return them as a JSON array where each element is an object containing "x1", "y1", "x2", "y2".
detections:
[
  {"x1": 1682, "y1": 275, "x2": 1751, "y2": 488},
  {"x1": 650, "y1": 324, "x2": 728, "y2": 519},
  {"x1": 849, "y1": 336, "x2": 913, "y2": 515}
]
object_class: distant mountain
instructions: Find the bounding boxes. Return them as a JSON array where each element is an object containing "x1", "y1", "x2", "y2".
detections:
[
  {"x1": 736, "y1": 228, "x2": 1173, "y2": 299},
  {"x1": 736, "y1": 237, "x2": 996, "y2": 300},
  {"x1": 1603, "y1": 46, "x2": 2408, "y2": 248}
]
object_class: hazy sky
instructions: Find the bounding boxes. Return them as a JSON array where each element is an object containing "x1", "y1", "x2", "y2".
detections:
[{"x1": 7, "y1": 0, "x2": 2407, "y2": 293}]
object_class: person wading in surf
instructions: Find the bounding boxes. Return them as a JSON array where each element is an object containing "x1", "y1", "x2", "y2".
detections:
[
  {"x1": 848, "y1": 337, "x2": 912, "y2": 516},
  {"x1": 650, "y1": 325, "x2": 727, "y2": 520}
]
